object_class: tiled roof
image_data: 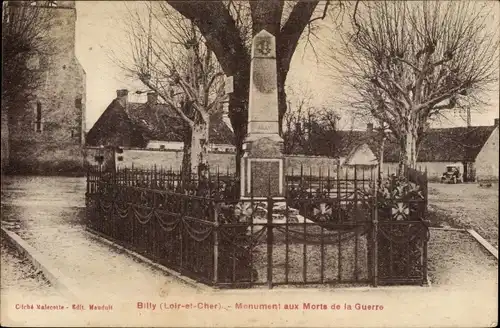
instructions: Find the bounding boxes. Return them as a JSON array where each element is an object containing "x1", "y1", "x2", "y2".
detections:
[
  {"x1": 126, "y1": 102, "x2": 184, "y2": 142},
  {"x1": 383, "y1": 125, "x2": 496, "y2": 162},
  {"x1": 87, "y1": 98, "x2": 234, "y2": 146},
  {"x1": 127, "y1": 101, "x2": 234, "y2": 145},
  {"x1": 294, "y1": 125, "x2": 496, "y2": 163}
]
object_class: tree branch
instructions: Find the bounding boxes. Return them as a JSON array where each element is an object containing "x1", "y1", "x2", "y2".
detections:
[{"x1": 167, "y1": 0, "x2": 248, "y2": 77}]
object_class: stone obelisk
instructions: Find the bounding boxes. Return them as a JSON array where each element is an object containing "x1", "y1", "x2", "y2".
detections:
[{"x1": 241, "y1": 30, "x2": 284, "y2": 199}]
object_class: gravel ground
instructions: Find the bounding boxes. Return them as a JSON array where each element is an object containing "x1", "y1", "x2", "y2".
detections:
[
  {"x1": 0, "y1": 233, "x2": 60, "y2": 299},
  {"x1": 252, "y1": 232, "x2": 369, "y2": 284},
  {"x1": 428, "y1": 182, "x2": 498, "y2": 248},
  {"x1": 427, "y1": 229, "x2": 498, "y2": 288}
]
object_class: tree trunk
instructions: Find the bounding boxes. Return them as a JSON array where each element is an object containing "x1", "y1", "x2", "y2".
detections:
[
  {"x1": 378, "y1": 136, "x2": 386, "y2": 182},
  {"x1": 277, "y1": 75, "x2": 287, "y2": 136},
  {"x1": 229, "y1": 73, "x2": 249, "y2": 178},
  {"x1": 181, "y1": 124, "x2": 192, "y2": 186},
  {"x1": 190, "y1": 120, "x2": 209, "y2": 175},
  {"x1": 399, "y1": 127, "x2": 418, "y2": 177}
]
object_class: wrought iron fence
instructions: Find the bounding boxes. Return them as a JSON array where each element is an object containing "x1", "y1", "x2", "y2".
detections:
[{"x1": 85, "y1": 164, "x2": 429, "y2": 288}]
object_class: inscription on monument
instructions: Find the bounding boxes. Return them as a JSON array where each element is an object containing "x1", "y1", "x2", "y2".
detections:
[
  {"x1": 255, "y1": 122, "x2": 274, "y2": 133},
  {"x1": 250, "y1": 121, "x2": 279, "y2": 134},
  {"x1": 250, "y1": 161, "x2": 281, "y2": 197}
]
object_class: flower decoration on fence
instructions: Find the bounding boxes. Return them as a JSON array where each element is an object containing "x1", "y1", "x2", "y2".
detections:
[
  {"x1": 377, "y1": 174, "x2": 426, "y2": 221},
  {"x1": 378, "y1": 174, "x2": 424, "y2": 200}
]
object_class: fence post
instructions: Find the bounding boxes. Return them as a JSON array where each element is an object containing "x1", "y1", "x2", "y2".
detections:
[
  {"x1": 213, "y1": 201, "x2": 219, "y2": 286},
  {"x1": 110, "y1": 168, "x2": 115, "y2": 239},
  {"x1": 372, "y1": 172, "x2": 379, "y2": 287},
  {"x1": 266, "y1": 197, "x2": 274, "y2": 289},
  {"x1": 179, "y1": 195, "x2": 184, "y2": 274},
  {"x1": 86, "y1": 165, "x2": 90, "y2": 195},
  {"x1": 422, "y1": 227, "x2": 429, "y2": 286},
  {"x1": 85, "y1": 165, "x2": 90, "y2": 226}
]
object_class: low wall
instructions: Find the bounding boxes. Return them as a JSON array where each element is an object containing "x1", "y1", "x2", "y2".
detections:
[
  {"x1": 84, "y1": 148, "x2": 348, "y2": 177},
  {"x1": 285, "y1": 155, "x2": 340, "y2": 176},
  {"x1": 112, "y1": 148, "x2": 236, "y2": 172}
]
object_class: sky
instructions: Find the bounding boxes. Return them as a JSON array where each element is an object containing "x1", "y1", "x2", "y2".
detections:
[{"x1": 75, "y1": 1, "x2": 500, "y2": 132}]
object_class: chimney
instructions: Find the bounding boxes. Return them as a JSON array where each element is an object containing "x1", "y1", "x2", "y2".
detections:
[
  {"x1": 147, "y1": 92, "x2": 158, "y2": 105},
  {"x1": 494, "y1": 118, "x2": 499, "y2": 127},
  {"x1": 116, "y1": 89, "x2": 128, "y2": 107},
  {"x1": 367, "y1": 123, "x2": 374, "y2": 132}
]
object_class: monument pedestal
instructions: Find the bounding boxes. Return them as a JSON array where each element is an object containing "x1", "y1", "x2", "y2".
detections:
[{"x1": 240, "y1": 135, "x2": 284, "y2": 199}]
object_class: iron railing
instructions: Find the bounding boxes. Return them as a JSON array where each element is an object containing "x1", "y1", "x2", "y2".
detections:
[{"x1": 85, "y1": 164, "x2": 429, "y2": 288}]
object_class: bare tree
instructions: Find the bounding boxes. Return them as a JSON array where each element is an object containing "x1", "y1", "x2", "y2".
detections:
[
  {"x1": 283, "y1": 88, "x2": 314, "y2": 154},
  {"x1": 118, "y1": 2, "x2": 227, "y2": 175},
  {"x1": 283, "y1": 86, "x2": 341, "y2": 156},
  {"x1": 327, "y1": 1, "x2": 499, "y2": 172}
]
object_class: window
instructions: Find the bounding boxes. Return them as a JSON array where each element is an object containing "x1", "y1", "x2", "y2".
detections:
[
  {"x1": 70, "y1": 129, "x2": 79, "y2": 138},
  {"x1": 159, "y1": 145, "x2": 166, "y2": 150},
  {"x1": 75, "y1": 97, "x2": 82, "y2": 109},
  {"x1": 35, "y1": 102, "x2": 42, "y2": 132},
  {"x1": 94, "y1": 155, "x2": 104, "y2": 164},
  {"x1": 48, "y1": 1, "x2": 57, "y2": 7},
  {"x1": 117, "y1": 156, "x2": 124, "y2": 162}
]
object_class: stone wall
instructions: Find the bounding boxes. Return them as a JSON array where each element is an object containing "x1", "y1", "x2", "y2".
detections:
[
  {"x1": 8, "y1": 141, "x2": 85, "y2": 176},
  {"x1": 1, "y1": 110, "x2": 9, "y2": 173}
]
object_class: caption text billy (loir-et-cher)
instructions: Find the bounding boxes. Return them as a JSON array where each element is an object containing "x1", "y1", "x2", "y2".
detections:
[{"x1": 137, "y1": 301, "x2": 384, "y2": 311}]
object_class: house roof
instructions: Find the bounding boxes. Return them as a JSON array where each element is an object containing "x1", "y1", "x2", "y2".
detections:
[
  {"x1": 294, "y1": 124, "x2": 496, "y2": 163},
  {"x1": 128, "y1": 101, "x2": 234, "y2": 145},
  {"x1": 87, "y1": 98, "x2": 234, "y2": 146},
  {"x1": 126, "y1": 101, "x2": 185, "y2": 142},
  {"x1": 383, "y1": 125, "x2": 497, "y2": 162}
]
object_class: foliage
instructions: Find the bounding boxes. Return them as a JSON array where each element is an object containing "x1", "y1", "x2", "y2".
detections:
[
  {"x1": 377, "y1": 173, "x2": 426, "y2": 222},
  {"x1": 378, "y1": 174, "x2": 425, "y2": 201}
]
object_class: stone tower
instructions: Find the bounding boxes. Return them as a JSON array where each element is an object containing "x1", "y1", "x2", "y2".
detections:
[{"x1": 7, "y1": 0, "x2": 87, "y2": 174}]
